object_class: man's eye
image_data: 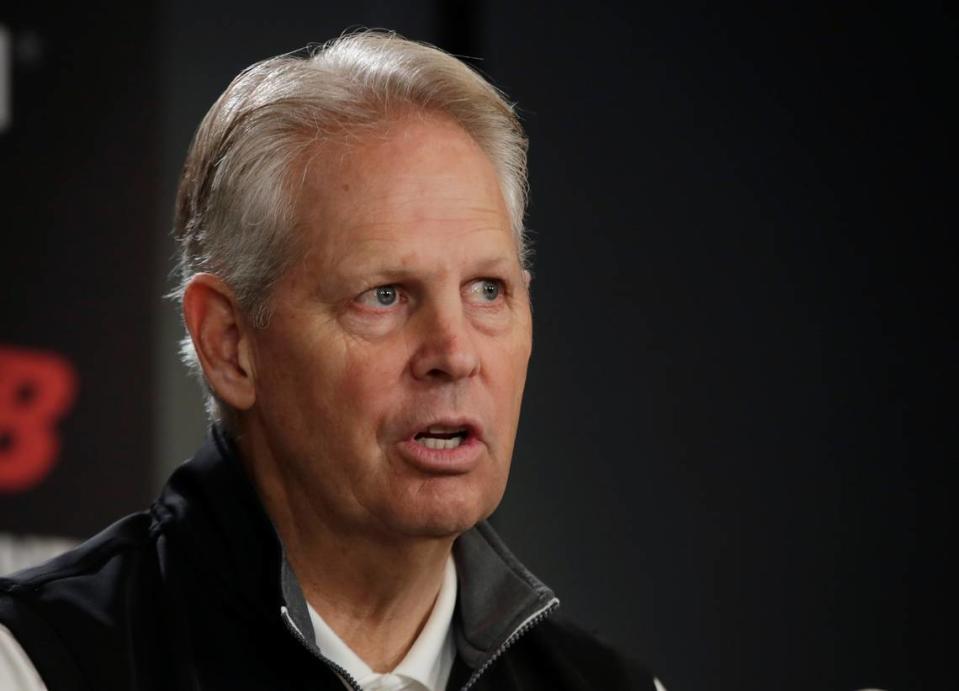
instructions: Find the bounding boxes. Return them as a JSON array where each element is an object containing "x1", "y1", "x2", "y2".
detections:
[
  {"x1": 357, "y1": 285, "x2": 400, "y2": 307},
  {"x1": 470, "y1": 279, "x2": 503, "y2": 302}
]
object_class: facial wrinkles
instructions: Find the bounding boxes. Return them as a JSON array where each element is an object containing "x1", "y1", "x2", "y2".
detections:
[
  {"x1": 322, "y1": 237, "x2": 518, "y2": 333},
  {"x1": 244, "y1": 115, "x2": 529, "y2": 541},
  {"x1": 339, "y1": 213, "x2": 508, "y2": 259},
  {"x1": 379, "y1": 312, "x2": 485, "y2": 446},
  {"x1": 296, "y1": 122, "x2": 515, "y2": 301},
  {"x1": 271, "y1": 225, "x2": 526, "y2": 431}
]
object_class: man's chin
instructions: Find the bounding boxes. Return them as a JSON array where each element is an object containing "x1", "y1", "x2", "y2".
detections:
[
  {"x1": 380, "y1": 497, "x2": 498, "y2": 541},
  {"x1": 377, "y1": 471, "x2": 506, "y2": 540},
  {"x1": 386, "y1": 508, "x2": 484, "y2": 541}
]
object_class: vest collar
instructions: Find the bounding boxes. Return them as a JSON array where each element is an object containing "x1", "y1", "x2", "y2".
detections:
[{"x1": 157, "y1": 426, "x2": 558, "y2": 673}]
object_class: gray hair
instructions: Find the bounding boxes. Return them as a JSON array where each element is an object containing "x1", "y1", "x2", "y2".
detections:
[{"x1": 171, "y1": 30, "x2": 530, "y2": 420}]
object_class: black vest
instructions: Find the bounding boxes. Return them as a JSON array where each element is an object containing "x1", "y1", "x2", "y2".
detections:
[{"x1": 0, "y1": 428, "x2": 655, "y2": 690}]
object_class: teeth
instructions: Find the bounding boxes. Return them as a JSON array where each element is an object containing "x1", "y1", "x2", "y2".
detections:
[
  {"x1": 426, "y1": 425, "x2": 461, "y2": 434},
  {"x1": 418, "y1": 436, "x2": 464, "y2": 450}
]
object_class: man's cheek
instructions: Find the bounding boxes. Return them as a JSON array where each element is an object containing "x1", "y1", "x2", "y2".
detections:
[
  {"x1": 343, "y1": 339, "x2": 405, "y2": 383},
  {"x1": 340, "y1": 352, "x2": 398, "y2": 407}
]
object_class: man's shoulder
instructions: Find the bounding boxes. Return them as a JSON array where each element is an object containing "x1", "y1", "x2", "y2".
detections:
[
  {"x1": 0, "y1": 510, "x2": 163, "y2": 643},
  {"x1": 479, "y1": 613, "x2": 658, "y2": 690},
  {"x1": 0, "y1": 510, "x2": 168, "y2": 689},
  {"x1": 1, "y1": 510, "x2": 160, "y2": 595}
]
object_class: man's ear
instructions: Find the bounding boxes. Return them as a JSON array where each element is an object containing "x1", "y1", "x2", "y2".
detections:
[
  {"x1": 182, "y1": 273, "x2": 256, "y2": 411},
  {"x1": 523, "y1": 270, "x2": 532, "y2": 289}
]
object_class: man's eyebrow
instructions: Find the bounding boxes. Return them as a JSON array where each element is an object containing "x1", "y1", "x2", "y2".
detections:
[
  {"x1": 334, "y1": 254, "x2": 519, "y2": 283},
  {"x1": 468, "y1": 256, "x2": 519, "y2": 274}
]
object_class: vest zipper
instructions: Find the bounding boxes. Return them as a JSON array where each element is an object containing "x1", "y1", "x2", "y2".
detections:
[
  {"x1": 283, "y1": 596, "x2": 559, "y2": 691},
  {"x1": 281, "y1": 606, "x2": 365, "y2": 691},
  {"x1": 459, "y1": 597, "x2": 560, "y2": 691}
]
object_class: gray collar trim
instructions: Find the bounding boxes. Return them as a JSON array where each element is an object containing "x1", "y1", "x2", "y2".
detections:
[
  {"x1": 280, "y1": 557, "x2": 315, "y2": 642},
  {"x1": 451, "y1": 522, "x2": 557, "y2": 668}
]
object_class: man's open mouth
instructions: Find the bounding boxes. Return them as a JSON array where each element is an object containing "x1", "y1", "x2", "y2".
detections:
[{"x1": 413, "y1": 425, "x2": 470, "y2": 450}]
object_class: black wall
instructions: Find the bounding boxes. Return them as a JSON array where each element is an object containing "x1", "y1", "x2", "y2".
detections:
[
  {"x1": 485, "y1": 4, "x2": 955, "y2": 690},
  {"x1": 2, "y1": 2, "x2": 954, "y2": 690},
  {"x1": 1, "y1": 3, "x2": 157, "y2": 536}
]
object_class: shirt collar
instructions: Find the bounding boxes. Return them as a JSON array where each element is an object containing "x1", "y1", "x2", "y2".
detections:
[{"x1": 307, "y1": 556, "x2": 458, "y2": 691}]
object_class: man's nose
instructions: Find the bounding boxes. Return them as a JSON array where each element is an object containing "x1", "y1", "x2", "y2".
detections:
[{"x1": 409, "y1": 299, "x2": 480, "y2": 382}]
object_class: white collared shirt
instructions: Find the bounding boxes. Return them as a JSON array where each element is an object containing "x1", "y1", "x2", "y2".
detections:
[{"x1": 307, "y1": 555, "x2": 458, "y2": 691}]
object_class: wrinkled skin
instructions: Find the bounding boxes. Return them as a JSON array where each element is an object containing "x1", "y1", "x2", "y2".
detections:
[{"x1": 242, "y1": 114, "x2": 533, "y2": 544}]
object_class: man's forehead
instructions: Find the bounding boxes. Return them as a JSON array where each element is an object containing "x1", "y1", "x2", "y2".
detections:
[
  {"x1": 302, "y1": 223, "x2": 521, "y2": 278},
  {"x1": 344, "y1": 235, "x2": 517, "y2": 266},
  {"x1": 291, "y1": 115, "x2": 516, "y2": 269},
  {"x1": 296, "y1": 114, "x2": 505, "y2": 207}
]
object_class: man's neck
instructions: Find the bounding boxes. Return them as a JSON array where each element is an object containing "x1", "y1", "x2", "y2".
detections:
[
  {"x1": 286, "y1": 529, "x2": 452, "y2": 672},
  {"x1": 237, "y1": 430, "x2": 455, "y2": 672}
]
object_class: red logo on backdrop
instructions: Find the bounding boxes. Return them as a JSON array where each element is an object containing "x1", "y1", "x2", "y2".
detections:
[{"x1": 0, "y1": 347, "x2": 78, "y2": 492}]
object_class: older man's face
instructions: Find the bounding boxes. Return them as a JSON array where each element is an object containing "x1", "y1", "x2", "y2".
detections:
[{"x1": 245, "y1": 114, "x2": 532, "y2": 540}]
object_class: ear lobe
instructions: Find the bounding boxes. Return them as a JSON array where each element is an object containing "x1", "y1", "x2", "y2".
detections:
[{"x1": 182, "y1": 274, "x2": 256, "y2": 411}]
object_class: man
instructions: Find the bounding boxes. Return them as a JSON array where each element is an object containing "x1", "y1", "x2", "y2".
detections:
[{"x1": 0, "y1": 32, "x2": 663, "y2": 690}]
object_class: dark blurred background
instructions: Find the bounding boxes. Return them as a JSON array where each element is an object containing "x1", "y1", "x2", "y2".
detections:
[{"x1": 1, "y1": 2, "x2": 954, "y2": 690}]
